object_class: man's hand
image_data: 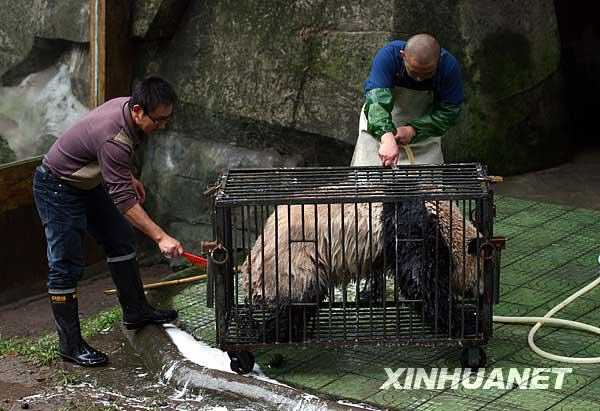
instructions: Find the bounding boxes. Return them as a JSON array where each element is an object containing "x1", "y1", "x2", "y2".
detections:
[
  {"x1": 378, "y1": 132, "x2": 399, "y2": 167},
  {"x1": 132, "y1": 177, "x2": 146, "y2": 204},
  {"x1": 124, "y1": 204, "x2": 183, "y2": 258},
  {"x1": 158, "y1": 234, "x2": 183, "y2": 258},
  {"x1": 395, "y1": 125, "x2": 416, "y2": 145}
]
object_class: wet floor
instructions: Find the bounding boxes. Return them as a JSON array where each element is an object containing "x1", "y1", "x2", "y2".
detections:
[
  {"x1": 9, "y1": 328, "x2": 278, "y2": 411},
  {"x1": 5, "y1": 149, "x2": 599, "y2": 410}
]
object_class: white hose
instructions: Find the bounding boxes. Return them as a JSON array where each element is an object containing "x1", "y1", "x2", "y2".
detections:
[{"x1": 493, "y1": 267, "x2": 600, "y2": 364}]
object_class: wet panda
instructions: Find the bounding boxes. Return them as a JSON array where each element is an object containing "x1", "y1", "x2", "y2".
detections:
[
  {"x1": 382, "y1": 200, "x2": 482, "y2": 336},
  {"x1": 239, "y1": 199, "x2": 482, "y2": 342}
]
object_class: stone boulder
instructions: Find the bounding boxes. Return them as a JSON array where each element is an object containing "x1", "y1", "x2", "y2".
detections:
[
  {"x1": 0, "y1": 48, "x2": 89, "y2": 161},
  {"x1": 0, "y1": 0, "x2": 89, "y2": 80},
  {"x1": 131, "y1": 0, "x2": 192, "y2": 40},
  {"x1": 134, "y1": 0, "x2": 566, "y2": 247},
  {"x1": 0, "y1": 1, "x2": 90, "y2": 163},
  {"x1": 445, "y1": 0, "x2": 567, "y2": 175},
  {"x1": 135, "y1": 0, "x2": 566, "y2": 172}
]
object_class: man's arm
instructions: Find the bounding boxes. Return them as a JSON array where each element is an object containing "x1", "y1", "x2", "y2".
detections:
[
  {"x1": 364, "y1": 87, "x2": 397, "y2": 140},
  {"x1": 406, "y1": 55, "x2": 464, "y2": 142},
  {"x1": 361, "y1": 44, "x2": 404, "y2": 166},
  {"x1": 124, "y1": 203, "x2": 183, "y2": 257},
  {"x1": 406, "y1": 102, "x2": 462, "y2": 143},
  {"x1": 365, "y1": 88, "x2": 400, "y2": 166},
  {"x1": 99, "y1": 140, "x2": 182, "y2": 257},
  {"x1": 363, "y1": 44, "x2": 399, "y2": 141}
]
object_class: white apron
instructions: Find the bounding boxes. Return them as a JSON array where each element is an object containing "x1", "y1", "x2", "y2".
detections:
[{"x1": 350, "y1": 88, "x2": 444, "y2": 166}]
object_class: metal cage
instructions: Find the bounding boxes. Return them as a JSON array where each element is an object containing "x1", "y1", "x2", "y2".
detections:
[{"x1": 208, "y1": 164, "x2": 503, "y2": 372}]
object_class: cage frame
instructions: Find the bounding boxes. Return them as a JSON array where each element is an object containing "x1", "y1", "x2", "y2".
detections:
[{"x1": 208, "y1": 164, "x2": 503, "y2": 370}]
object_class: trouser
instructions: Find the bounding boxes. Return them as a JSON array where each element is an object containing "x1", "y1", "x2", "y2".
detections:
[{"x1": 33, "y1": 164, "x2": 136, "y2": 292}]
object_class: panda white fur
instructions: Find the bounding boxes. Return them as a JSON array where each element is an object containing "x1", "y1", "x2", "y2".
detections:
[{"x1": 240, "y1": 199, "x2": 483, "y2": 340}]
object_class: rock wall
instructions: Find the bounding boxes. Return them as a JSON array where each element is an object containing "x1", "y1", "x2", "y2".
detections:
[
  {"x1": 133, "y1": 0, "x2": 567, "y2": 248},
  {"x1": 447, "y1": 0, "x2": 567, "y2": 174},
  {"x1": 0, "y1": 0, "x2": 90, "y2": 162},
  {"x1": 0, "y1": 0, "x2": 568, "y2": 254}
]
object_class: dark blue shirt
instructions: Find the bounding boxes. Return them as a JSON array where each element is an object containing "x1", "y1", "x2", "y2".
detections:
[{"x1": 364, "y1": 40, "x2": 464, "y2": 106}]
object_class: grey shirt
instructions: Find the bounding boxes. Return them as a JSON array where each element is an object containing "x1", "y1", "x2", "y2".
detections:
[{"x1": 43, "y1": 97, "x2": 143, "y2": 213}]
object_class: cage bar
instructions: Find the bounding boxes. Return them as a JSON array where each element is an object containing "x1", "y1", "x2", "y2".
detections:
[{"x1": 211, "y1": 164, "x2": 502, "y2": 366}]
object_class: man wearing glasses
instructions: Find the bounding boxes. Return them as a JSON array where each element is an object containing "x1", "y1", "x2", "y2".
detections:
[
  {"x1": 352, "y1": 33, "x2": 464, "y2": 167},
  {"x1": 33, "y1": 76, "x2": 182, "y2": 366}
]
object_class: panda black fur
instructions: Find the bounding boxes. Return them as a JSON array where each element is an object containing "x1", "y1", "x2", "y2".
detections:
[
  {"x1": 240, "y1": 200, "x2": 481, "y2": 342},
  {"x1": 383, "y1": 201, "x2": 480, "y2": 336}
]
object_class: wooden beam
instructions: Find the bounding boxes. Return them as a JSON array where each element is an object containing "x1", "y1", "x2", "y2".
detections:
[
  {"x1": 89, "y1": 0, "x2": 133, "y2": 107},
  {"x1": 105, "y1": 0, "x2": 134, "y2": 100},
  {"x1": 89, "y1": 0, "x2": 106, "y2": 107}
]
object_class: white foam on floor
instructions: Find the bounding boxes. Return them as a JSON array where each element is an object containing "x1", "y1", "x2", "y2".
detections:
[
  {"x1": 162, "y1": 324, "x2": 289, "y2": 389},
  {"x1": 163, "y1": 325, "x2": 234, "y2": 374}
]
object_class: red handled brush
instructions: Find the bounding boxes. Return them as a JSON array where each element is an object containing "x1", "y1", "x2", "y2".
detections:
[{"x1": 181, "y1": 251, "x2": 208, "y2": 267}]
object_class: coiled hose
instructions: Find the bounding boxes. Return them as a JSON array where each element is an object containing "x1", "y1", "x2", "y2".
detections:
[{"x1": 493, "y1": 269, "x2": 600, "y2": 364}]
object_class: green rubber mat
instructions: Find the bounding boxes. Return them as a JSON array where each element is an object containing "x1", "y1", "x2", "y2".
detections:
[{"x1": 173, "y1": 195, "x2": 600, "y2": 410}]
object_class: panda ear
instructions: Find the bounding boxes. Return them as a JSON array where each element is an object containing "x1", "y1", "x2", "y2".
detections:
[{"x1": 467, "y1": 238, "x2": 478, "y2": 255}]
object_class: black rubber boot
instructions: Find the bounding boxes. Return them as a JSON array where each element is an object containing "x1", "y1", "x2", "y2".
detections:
[
  {"x1": 108, "y1": 258, "x2": 178, "y2": 330},
  {"x1": 49, "y1": 292, "x2": 108, "y2": 367}
]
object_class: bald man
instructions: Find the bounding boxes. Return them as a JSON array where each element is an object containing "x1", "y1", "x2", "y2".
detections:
[{"x1": 351, "y1": 34, "x2": 464, "y2": 167}]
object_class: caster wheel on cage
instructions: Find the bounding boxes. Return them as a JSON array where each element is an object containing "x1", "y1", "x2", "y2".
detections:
[
  {"x1": 460, "y1": 346, "x2": 487, "y2": 370},
  {"x1": 228, "y1": 351, "x2": 255, "y2": 374}
]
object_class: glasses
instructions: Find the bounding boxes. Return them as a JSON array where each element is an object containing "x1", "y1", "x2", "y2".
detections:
[{"x1": 146, "y1": 112, "x2": 173, "y2": 125}]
